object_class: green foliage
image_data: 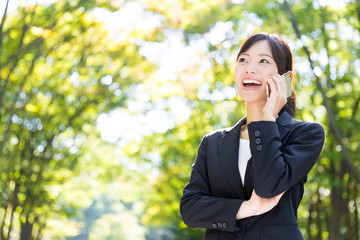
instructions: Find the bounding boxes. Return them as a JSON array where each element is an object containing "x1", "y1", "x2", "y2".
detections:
[
  {"x1": 0, "y1": 0, "x2": 152, "y2": 238},
  {"x1": 1, "y1": 0, "x2": 360, "y2": 239},
  {"x1": 136, "y1": 0, "x2": 360, "y2": 239}
]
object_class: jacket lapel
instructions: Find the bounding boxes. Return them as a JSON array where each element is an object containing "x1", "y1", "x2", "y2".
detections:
[
  {"x1": 218, "y1": 117, "x2": 246, "y2": 199},
  {"x1": 244, "y1": 160, "x2": 253, "y2": 199}
]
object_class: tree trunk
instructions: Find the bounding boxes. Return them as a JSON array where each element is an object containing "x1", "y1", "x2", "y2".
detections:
[
  {"x1": 353, "y1": 179, "x2": 359, "y2": 240},
  {"x1": 0, "y1": 204, "x2": 9, "y2": 240},
  {"x1": 316, "y1": 187, "x2": 322, "y2": 240},
  {"x1": 0, "y1": 0, "x2": 10, "y2": 61},
  {"x1": 329, "y1": 159, "x2": 346, "y2": 240},
  {"x1": 344, "y1": 180, "x2": 354, "y2": 240},
  {"x1": 6, "y1": 181, "x2": 19, "y2": 240},
  {"x1": 330, "y1": 184, "x2": 342, "y2": 240},
  {"x1": 20, "y1": 216, "x2": 33, "y2": 240},
  {"x1": 307, "y1": 200, "x2": 314, "y2": 240}
]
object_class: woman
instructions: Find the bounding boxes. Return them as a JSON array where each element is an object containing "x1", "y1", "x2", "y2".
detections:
[{"x1": 180, "y1": 33, "x2": 325, "y2": 240}]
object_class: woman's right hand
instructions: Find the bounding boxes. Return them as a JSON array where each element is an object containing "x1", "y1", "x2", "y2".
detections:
[
  {"x1": 262, "y1": 74, "x2": 288, "y2": 122},
  {"x1": 236, "y1": 190, "x2": 285, "y2": 220}
]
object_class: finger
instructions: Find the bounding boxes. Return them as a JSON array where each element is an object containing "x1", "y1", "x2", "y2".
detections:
[
  {"x1": 269, "y1": 74, "x2": 287, "y2": 97},
  {"x1": 267, "y1": 77, "x2": 277, "y2": 93},
  {"x1": 267, "y1": 79, "x2": 283, "y2": 100},
  {"x1": 273, "y1": 74, "x2": 286, "y2": 92}
]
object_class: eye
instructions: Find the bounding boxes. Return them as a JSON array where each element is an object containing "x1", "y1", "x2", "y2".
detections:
[
  {"x1": 260, "y1": 59, "x2": 270, "y2": 63},
  {"x1": 238, "y1": 58, "x2": 247, "y2": 63}
]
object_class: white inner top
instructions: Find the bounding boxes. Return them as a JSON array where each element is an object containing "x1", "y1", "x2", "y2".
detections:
[{"x1": 238, "y1": 138, "x2": 251, "y2": 186}]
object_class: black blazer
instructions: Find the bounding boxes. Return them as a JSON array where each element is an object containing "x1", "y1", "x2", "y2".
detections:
[{"x1": 180, "y1": 111, "x2": 325, "y2": 240}]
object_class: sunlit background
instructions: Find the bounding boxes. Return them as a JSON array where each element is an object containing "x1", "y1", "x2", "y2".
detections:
[{"x1": 0, "y1": 0, "x2": 359, "y2": 239}]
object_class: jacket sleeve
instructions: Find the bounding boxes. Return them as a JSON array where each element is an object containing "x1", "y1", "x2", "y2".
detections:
[
  {"x1": 247, "y1": 121, "x2": 325, "y2": 198},
  {"x1": 180, "y1": 135, "x2": 243, "y2": 233}
]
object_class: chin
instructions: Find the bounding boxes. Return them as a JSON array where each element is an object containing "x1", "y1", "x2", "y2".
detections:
[{"x1": 239, "y1": 94, "x2": 266, "y2": 103}]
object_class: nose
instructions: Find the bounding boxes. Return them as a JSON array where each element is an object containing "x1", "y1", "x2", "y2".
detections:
[{"x1": 245, "y1": 62, "x2": 257, "y2": 74}]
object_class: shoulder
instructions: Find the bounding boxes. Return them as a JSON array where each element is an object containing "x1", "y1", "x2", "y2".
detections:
[
  {"x1": 202, "y1": 117, "x2": 245, "y2": 141},
  {"x1": 202, "y1": 128, "x2": 227, "y2": 141},
  {"x1": 199, "y1": 126, "x2": 237, "y2": 147},
  {"x1": 286, "y1": 120, "x2": 325, "y2": 145},
  {"x1": 291, "y1": 120, "x2": 324, "y2": 135},
  {"x1": 277, "y1": 111, "x2": 324, "y2": 137}
]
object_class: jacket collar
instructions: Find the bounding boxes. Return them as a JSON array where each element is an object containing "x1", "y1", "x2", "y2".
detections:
[
  {"x1": 224, "y1": 111, "x2": 295, "y2": 133},
  {"x1": 218, "y1": 111, "x2": 294, "y2": 198},
  {"x1": 276, "y1": 110, "x2": 295, "y2": 126},
  {"x1": 224, "y1": 116, "x2": 246, "y2": 133}
]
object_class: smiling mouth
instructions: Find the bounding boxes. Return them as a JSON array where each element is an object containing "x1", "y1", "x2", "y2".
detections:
[{"x1": 243, "y1": 79, "x2": 262, "y2": 87}]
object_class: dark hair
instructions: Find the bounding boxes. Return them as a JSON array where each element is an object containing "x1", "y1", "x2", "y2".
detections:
[{"x1": 236, "y1": 33, "x2": 296, "y2": 117}]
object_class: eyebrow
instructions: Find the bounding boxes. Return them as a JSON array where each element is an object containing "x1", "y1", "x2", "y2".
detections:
[
  {"x1": 260, "y1": 53, "x2": 274, "y2": 59},
  {"x1": 239, "y1": 53, "x2": 274, "y2": 60}
]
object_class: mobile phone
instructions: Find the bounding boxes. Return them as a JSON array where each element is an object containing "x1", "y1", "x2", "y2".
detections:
[
  {"x1": 266, "y1": 72, "x2": 293, "y2": 98},
  {"x1": 283, "y1": 71, "x2": 292, "y2": 98}
]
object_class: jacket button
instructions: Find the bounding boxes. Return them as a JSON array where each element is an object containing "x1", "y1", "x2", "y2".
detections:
[
  {"x1": 255, "y1": 138, "x2": 261, "y2": 144},
  {"x1": 223, "y1": 222, "x2": 227, "y2": 229},
  {"x1": 254, "y1": 130, "x2": 261, "y2": 137},
  {"x1": 256, "y1": 145, "x2": 263, "y2": 151},
  {"x1": 235, "y1": 228, "x2": 243, "y2": 236},
  {"x1": 212, "y1": 223, "x2": 218, "y2": 229},
  {"x1": 217, "y1": 222, "x2": 223, "y2": 229}
]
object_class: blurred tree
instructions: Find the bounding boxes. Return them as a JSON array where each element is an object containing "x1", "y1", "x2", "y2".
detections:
[
  {"x1": 1, "y1": 0, "x2": 360, "y2": 239},
  {"x1": 131, "y1": 0, "x2": 360, "y2": 239},
  {"x1": 0, "y1": 0, "x2": 153, "y2": 239}
]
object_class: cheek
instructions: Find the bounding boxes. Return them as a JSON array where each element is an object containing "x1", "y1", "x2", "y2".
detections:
[
  {"x1": 234, "y1": 65, "x2": 243, "y2": 82},
  {"x1": 264, "y1": 67, "x2": 279, "y2": 77},
  {"x1": 234, "y1": 65, "x2": 240, "y2": 75},
  {"x1": 260, "y1": 71, "x2": 276, "y2": 83},
  {"x1": 234, "y1": 71, "x2": 243, "y2": 91}
]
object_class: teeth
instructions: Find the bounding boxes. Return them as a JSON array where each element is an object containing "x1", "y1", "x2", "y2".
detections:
[{"x1": 243, "y1": 79, "x2": 261, "y2": 85}]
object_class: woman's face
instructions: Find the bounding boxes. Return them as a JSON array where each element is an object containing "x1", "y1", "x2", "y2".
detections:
[{"x1": 234, "y1": 40, "x2": 278, "y2": 103}]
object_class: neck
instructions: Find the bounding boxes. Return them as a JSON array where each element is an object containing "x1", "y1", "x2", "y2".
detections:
[{"x1": 245, "y1": 101, "x2": 266, "y2": 125}]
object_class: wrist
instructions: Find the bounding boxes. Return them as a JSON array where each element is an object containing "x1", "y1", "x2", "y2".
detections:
[
  {"x1": 261, "y1": 114, "x2": 276, "y2": 122},
  {"x1": 261, "y1": 108, "x2": 277, "y2": 121},
  {"x1": 236, "y1": 200, "x2": 255, "y2": 220}
]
